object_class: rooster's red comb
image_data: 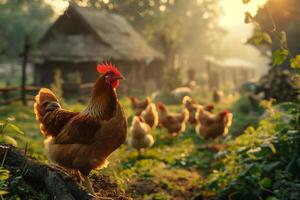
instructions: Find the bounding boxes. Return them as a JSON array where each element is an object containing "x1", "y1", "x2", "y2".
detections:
[
  {"x1": 220, "y1": 109, "x2": 229, "y2": 116},
  {"x1": 97, "y1": 62, "x2": 120, "y2": 76},
  {"x1": 157, "y1": 102, "x2": 165, "y2": 110}
]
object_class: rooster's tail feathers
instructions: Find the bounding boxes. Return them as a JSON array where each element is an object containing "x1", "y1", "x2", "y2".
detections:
[{"x1": 34, "y1": 88, "x2": 60, "y2": 127}]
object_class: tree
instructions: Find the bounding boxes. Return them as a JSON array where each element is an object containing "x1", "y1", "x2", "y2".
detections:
[
  {"x1": 0, "y1": 0, "x2": 53, "y2": 104},
  {"x1": 244, "y1": 0, "x2": 300, "y2": 102},
  {"x1": 249, "y1": 0, "x2": 300, "y2": 67},
  {"x1": 0, "y1": 0, "x2": 53, "y2": 59}
]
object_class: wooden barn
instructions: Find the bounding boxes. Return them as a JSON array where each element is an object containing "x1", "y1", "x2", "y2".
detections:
[
  {"x1": 204, "y1": 57, "x2": 257, "y2": 90},
  {"x1": 33, "y1": 4, "x2": 164, "y2": 94}
]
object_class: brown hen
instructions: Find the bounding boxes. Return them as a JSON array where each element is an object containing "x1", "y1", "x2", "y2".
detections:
[
  {"x1": 182, "y1": 96, "x2": 215, "y2": 124},
  {"x1": 195, "y1": 108, "x2": 232, "y2": 140},
  {"x1": 157, "y1": 102, "x2": 189, "y2": 136},
  {"x1": 140, "y1": 103, "x2": 159, "y2": 129},
  {"x1": 129, "y1": 96, "x2": 151, "y2": 115}
]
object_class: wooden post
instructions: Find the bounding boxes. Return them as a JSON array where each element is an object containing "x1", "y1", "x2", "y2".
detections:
[
  {"x1": 21, "y1": 35, "x2": 30, "y2": 105},
  {"x1": 206, "y1": 61, "x2": 212, "y2": 89},
  {"x1": 187, "y1": 68, "x2": 195, "y2": 81},
  {"x1": 233, "y1": 70, "x2": 238, "y2": 88}
]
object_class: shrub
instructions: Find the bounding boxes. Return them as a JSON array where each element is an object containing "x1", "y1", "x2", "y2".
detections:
[
  {"x1": 201, "y1": 102, "x2": 300, "y2": 200},
  {"x1": 50, "y1": 69, "x2": 63, "y2": 99},
  {"x1": 66, "y1": 71, "x2": 82, "y2": 86}
]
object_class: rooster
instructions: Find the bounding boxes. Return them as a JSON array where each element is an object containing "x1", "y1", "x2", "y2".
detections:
[
  {"x1": 129, "y1": 96, "x2": 151, "y2": 116},
  {"x1": 128, "y1": 116, "x2": 154, "y2": 155},
  {"x1": 195, "y1": 108, "x2": 232, "y2": 140},
  {"x1": 34, "y1": 63, "x2": 127, "y2": 195},
  {"x1": 157, "y1": 102, "x2": 189, "y2": 136},
  {"x1": 182, "y1": 96, "x2": 215, "y2": 124},
  {"x1": 140, "y1": 103, "x2": 159, "y2": 129}
]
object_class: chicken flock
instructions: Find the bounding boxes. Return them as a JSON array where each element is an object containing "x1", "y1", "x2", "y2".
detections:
[
  {"x1": 34, "y1": 63, "x2": 233, "y2": 197},
  {"x1": 128, "y1": 95, "x2": 233, "y2": 151}
]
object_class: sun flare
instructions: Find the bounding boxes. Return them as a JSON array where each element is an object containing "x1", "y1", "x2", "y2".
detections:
[
  {"x1": 220, "y1": 0, "x2": 268, "y2": 27},
  {"x1": 45, "y1": 0, "x2": 69, "y2": 15}
]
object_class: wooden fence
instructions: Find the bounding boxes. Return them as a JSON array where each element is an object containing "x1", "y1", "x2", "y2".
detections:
[
  {"x1": 0, "y1": 86, "x2": 40, "y2": 105},
  {"x1": 0, "y1": 83, "x2": 97, "y2": 105}
]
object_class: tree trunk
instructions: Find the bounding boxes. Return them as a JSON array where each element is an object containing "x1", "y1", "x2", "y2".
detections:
[{"x1": 0, "y1": 145, "x2": 131, "y2": 200}]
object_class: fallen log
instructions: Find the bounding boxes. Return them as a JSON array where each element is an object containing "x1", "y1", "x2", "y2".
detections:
[{"x1": 0, "y1": 145, "x2": 131, "y2": 200}]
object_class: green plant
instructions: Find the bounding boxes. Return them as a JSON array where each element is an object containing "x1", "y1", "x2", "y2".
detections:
[
  {"x1": 66, "y1": 71, "x2": 82, "y2": 86},
  {"x1": 0, "y1": 117, "x2": 26, "y2": 198},
  {"x1": 229, "y1": 95, "x2": 264, "y2": 137},
  {"x1": 244, "y1": 0, "x2": 300, "y2": 70},
  {"x1": 201, "y1": 102, "x2": 300, "y2": 200},
  {"x1": 0, "y1": 118, "x2": 24, "y2": 147},
  {"x1": 0, "y1": 149, "x2": 9, "y2": 200},
  {"x1": 197, "y1": 2, "x2": 300, "y2": 193}
]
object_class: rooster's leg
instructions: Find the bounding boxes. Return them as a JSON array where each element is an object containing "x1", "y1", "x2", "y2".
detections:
[
  {"x1": 50, "y1": 164, "x2": 73, "y2": 179},
  {"x1": 83, "y1": 175, "x2": 95, "y2": 196},
  {"x1": 74, "y1": 170, "x2": 85, "y2": 184}
]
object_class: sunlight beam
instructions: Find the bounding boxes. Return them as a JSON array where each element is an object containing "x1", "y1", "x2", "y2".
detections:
[{"x1": 220, "y1": 0, "x2": 268, "y2": 27}]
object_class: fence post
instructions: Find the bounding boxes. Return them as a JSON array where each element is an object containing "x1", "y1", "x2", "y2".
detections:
[{"x1": 21, "y1": 35, "x2": 30, "y2": 106}]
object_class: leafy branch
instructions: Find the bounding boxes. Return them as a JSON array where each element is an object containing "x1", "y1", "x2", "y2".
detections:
[{"x1": 243, "y1": 0, "x2": 300, "y2": 69}]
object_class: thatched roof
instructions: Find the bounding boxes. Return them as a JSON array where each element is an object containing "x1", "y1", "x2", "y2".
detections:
[
  {"x1": 34, "y1": 4, "x2": 164, "y2": 63},
  {"x1": 205, "y1": 56, "x2": 256, "y2": 69}
]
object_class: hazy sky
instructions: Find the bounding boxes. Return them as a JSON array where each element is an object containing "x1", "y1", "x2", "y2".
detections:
[{"x1": 220, "y1": 0, "x2": 267, "y2": 27}]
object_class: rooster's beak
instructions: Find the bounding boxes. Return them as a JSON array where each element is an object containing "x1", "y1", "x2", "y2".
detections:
[
  {"x1": 119, "y1": 74, "x2": 126, "y2": 80},
  {"x1": 112, "y1": 74, "x2": 126, "y2": 81}
]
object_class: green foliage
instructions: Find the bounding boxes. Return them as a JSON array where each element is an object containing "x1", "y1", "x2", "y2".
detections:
[
  {"x1": 50, "y1": 69, "x2": 63, "y2": 100},
  {"x1": 0, "y1": 0, "x2": 53, "y2": 59},
  {"x1": 250, "y1": 31, "x2": 273, "y2": 45},
  {"x1": 244, "y1": 12, "x2": 253, "y2": 24},
  {"x1": 242, "y1": 0, "x2": 251, "y2": 4},
  {"x1": 262, "y1": 32, "x2": 273, "y2": 44},
  {"x1": 66, "y1": 71, "x2": 82, "y2": 86},
  {"x1": 0, "y1": 118, "x2": 24, "y2": 147},
  {"x1": 201, "y1": 102, "x2": 300, "y2": 200},
  {"x1": 229, "y1": 96, "x2": 264, "y2": 137},
  {"x1": 0, "y1": 167, "x2": 9, "y2": 199},
  {"x1": 0, "y1": 105, "x2": 46, "y2": 160},
  {"x1": 272, "y1": 50, "x2": 289, "y2": 66},
  {"x1": 0, "y1": 148, "x2": 10, "y2": 199},
  {"x1": 290, "y1": 55, "x2": 300, "y2": 69},
  {"x1": 249, "y1": 0, "x2": 300, "y2": 68},
  {"x1": 144, "y1": 192, "x2": 171, "y2": 200},
  {"x1": 0, "y1": 118, "x2": 26, "y2": 199}
]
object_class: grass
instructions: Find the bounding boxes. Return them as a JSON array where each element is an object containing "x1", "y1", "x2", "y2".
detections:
[{"x1": 0, "y1": 94, "x2": 256, "y2": 199}]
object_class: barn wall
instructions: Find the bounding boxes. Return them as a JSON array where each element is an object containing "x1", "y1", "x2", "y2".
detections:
[
  {"x1": 34, "y1": 59, "x2": 164, "y2": 96},
  {"x1": 111, "y1": 60, "x2": 164, "y2": 95}
]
